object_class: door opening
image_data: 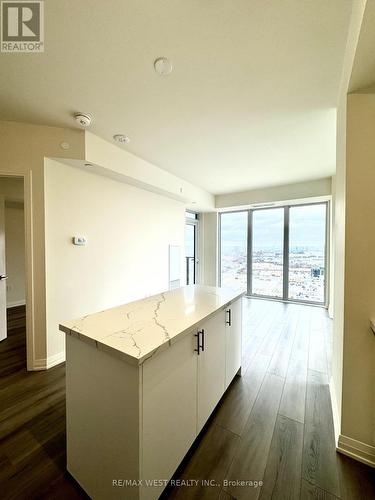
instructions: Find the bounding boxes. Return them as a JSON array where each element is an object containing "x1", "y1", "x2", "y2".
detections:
[
  {"x1": 0, "y1": 176, "x2": 27, "y2": 368},
  {"x1": 185, "y1": 211, "x2": 199, "y2": 285}
]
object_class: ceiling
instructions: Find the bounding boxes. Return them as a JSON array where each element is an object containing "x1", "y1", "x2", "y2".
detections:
[
  {"x1": 0, "y1": 0, "x2": 352, "y2": 195},
  {"x1": 349, "y1": 0, "x2": 375, "y2": 93}
]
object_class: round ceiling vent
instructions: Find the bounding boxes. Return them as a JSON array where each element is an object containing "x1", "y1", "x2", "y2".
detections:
[
  {"x1": 154, "y1": 57, "x2": 173, "y2": 76},
  {"x1": 113, "y1": 134, "x2": 130, "y2": 144}
]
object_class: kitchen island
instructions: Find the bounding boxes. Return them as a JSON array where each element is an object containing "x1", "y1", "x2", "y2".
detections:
[{"x1": 60, "y1": 285, "x2": 244, "y2": 500}]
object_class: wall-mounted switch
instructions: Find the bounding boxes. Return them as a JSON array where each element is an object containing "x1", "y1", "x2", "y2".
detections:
[{"x1": 73, "y1": 236, "x2": 87, "y2": 246}]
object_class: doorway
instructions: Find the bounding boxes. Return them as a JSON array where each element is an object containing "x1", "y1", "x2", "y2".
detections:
[
  {"x1": 185, "y1": 211, "x2": 199, "y2": 285},
  {"x1": 0, "y1": 176, "x2": 26, "y2": 367}
]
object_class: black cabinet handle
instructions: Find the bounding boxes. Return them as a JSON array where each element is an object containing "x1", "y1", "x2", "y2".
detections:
[
  {"x1": 195, "y1": 329, "x2": 205, "y2": 354},
  {"x1": 194, "y1": 332, "x2": 200, "y2": 355},
  {"x1": 226, "y1": 308, "x2": 232, "y2": 326}
]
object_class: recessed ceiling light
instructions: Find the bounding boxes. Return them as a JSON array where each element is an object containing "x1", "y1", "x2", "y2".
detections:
[
  {"x1": 154, "y1": 57, "x2": 173, "y2": 76},
  {"x1": 74, "y1": 112, "x2": 92, "y2": 127},
  {"x1": 113, "y1": 134, "x2": 130, "y2": 144}
]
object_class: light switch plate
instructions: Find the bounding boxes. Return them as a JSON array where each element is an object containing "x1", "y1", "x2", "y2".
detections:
[{"x1": 73, "y1": 236, "x2": 87, "y2": 246}]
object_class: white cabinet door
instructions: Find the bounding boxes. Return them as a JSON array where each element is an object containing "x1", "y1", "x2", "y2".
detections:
[
  {"x1": 225, "y1": 298, "x2": 242, "y2": 389},
  {"x1": 142, "y1": 332, "x2": 198, "y2": 499},
  {"x1": 197, "y1": 309, "x2": 226, "y2": 432}
]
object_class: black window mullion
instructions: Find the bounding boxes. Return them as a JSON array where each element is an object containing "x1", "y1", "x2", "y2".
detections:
[{"x1": 283, "y1": 206, "x2": 290, "y2": 300}]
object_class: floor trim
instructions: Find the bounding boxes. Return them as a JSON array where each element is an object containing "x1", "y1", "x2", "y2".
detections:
[
  {"x1": 7, "y1": 300, "x2": 26, "y2": 308},
  {"x1": 32, "y1": 352, "x2": 65, "y2": 370},
  {"x1": 337, "y1": 434, "x2": 375, "y2": 468},
  {"x1": 329, "y1": 377, "x2": 340, "y2": 444}
]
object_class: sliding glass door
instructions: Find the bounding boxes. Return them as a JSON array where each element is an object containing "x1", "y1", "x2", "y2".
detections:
[
  {"x1": 220, "y1": 211, "x2": 247, "y2": 292},
  {"x1": 251, "y1": 208, "x2": 284, "y2": 298},
  {"x1": 220, "y1": 202, "x2": 328, "y2": 304},
  {"x1": 185, "y1": 211, "x2": 199, "y2": 285},
  {"x1": 288, "y1": 204, "x2": 327, "y2": 302}
]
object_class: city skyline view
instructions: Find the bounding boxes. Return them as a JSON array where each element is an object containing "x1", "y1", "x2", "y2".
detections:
[{"x1": 220, "y1": 204, "x2": 326, "y2": 302}]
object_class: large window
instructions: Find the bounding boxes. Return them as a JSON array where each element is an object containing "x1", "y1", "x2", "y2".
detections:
[
  {"x1": 252, "y1": 208, "x2": 284, "y2": 298},
  {"x1": 288, "y1": 204, "x2": 327, "y2": 302},
  {"x1": 220, "y1": 202, "x2": 328, "y2": 304},
  {"x1": 220, "y1": 211, "x2": 247, "y2": 292}
]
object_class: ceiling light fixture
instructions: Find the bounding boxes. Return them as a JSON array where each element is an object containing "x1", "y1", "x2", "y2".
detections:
[
  {"x1": 74, "y1": 112, "x2": 92, "y2": 127},
  {"x1": 154, "y1": 57, "x2": 173, "y2": 76},
  {"x1": 113, "y1": 134, "x2": 130, "y2": 144}
]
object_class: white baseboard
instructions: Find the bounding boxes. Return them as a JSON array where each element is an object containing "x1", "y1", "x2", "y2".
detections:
[
  {"x1": 7, "y1": 300, "x2": 26, "y2": 308},
  {"x1": 338, "y1": 434, "x2": 375, "y2": 468},
  {"x1": 47, "y1": 352, "x2": 66, "y2": 368},
  {"x1": 329, "y1": 377, "x2": 340, "y2": 444},
  {"x1": 30, "y1": 352, "x2": 65, "y2": 371}
]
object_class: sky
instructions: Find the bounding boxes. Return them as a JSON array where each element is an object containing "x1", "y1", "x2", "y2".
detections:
[{"x1": 221, "y1": 204, "x2": 326, "y2": 251}]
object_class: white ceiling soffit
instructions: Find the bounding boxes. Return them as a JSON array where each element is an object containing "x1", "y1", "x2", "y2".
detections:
[
  {"x1": 349, "y1": 0, "x2": 375, "y2": 93},
  {"x1": 0, "y1": 0, "x2": 352, "y2": 195}
]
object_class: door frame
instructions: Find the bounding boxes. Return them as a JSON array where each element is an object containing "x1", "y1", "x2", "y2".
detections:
[
  {"x1": 185, "y1": 211, "x2": 200, "y2": 285},
  {"x1": 0, "y1": 171, "x2": 34, "y2": 370}
]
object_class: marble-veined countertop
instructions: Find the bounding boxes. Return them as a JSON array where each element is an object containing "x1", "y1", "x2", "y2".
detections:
[{"x1": 59, "y1": 285, "x2": 244, "y2": 366}]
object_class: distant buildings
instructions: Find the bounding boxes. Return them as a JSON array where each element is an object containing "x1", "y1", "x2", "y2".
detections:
[{"x1": 221, "y1": 247, "x2": 325, "y2": 302}]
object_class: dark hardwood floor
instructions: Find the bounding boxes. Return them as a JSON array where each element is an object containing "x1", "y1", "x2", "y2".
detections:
[
  {"x1": 0, "y1": 306, "x2": 87, "y2": 499},
  {"x1": 1, "y1": 302, "x2": 374, "y2": 500}
]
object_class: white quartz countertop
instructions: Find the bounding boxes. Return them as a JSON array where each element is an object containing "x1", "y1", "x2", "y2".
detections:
[{"x1": 59, "y1": 285, "x2": 244, "y2": 366}]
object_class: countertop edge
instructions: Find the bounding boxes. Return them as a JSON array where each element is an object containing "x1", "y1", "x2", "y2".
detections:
[{"x1": 59, "y1": 289, "x2": 245, "y2": 366}]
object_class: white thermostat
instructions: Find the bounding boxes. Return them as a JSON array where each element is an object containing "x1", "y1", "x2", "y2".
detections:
[{"x1": 73, "y1": 236, "x2": 87, "y2": 246}]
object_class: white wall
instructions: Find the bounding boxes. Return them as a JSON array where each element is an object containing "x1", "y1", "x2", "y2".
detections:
[
  {"x1": 200, "y1": 212, "x2": 218, "y2": 287},
  {"x1": 0, "y1": 121, "x2": 86, "y2": 370},
  {"x1": 331, "y1": 0, "x2": 367, "y2": 449},
  {"x1": 0, "y1": 177, "x2": 24, "y2": 201},
  {"x1": 5, "y1": 202, "x2": 25, "y2": 307},
  {"x1": 85, "y1": 132, "x2": 215, "y2": 212},
  {"x1": 215, "y1": 177, "x2": 331, "y2": 209},
  {"x1": 44, "y1": 159, "x2": 185, "y2": 362},
  {"x1": 339, "y1": 93, "x2": 375, "y2": 457}
]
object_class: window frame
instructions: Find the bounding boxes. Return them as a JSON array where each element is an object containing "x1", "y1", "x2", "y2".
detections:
[{"x1": 218, "y1": 201, "x2": 329, "y2": 307}]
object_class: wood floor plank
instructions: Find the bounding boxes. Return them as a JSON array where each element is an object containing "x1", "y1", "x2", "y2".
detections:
[
  {"x1": 214, "y1": 353, "x2": 271, "y2": 436},
  {"x1": 259, "y1": 415, "x2": 304, "y2": 500},
  {"x1": 218, "y1": 489, "x2": 235, "y2": 500},
  {"x1": 223, "y1": 373, "x2": 285, "y2": 500},
  {"x1": 300, "y1": 479, "x2": 340, "y2": 499},
  {"x1": 278, "y1": 351, "x2": 308, "y2": 424},
  {"x1": 259, "y1": 304, "x2": 290, "y2": 358},
  {"x1": 167, "y1": 424, "x2": 239, "y2": 499},
  {"x1": 268, "y1": 306, "x2": 299, "y2": 378},
  {"x1": 302, "y1": 370, "x2": 341, "y2": 497},
  {"x1": 308, "y1": 311, "x2": 328, "y2": 374},
  {"x1": 3, "y1": 301, "x2": 375, "y2": 500}
]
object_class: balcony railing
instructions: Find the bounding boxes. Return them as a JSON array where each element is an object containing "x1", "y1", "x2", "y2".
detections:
[{"x1": 186, "y1": 256, "x2": 195, "y2": 285}]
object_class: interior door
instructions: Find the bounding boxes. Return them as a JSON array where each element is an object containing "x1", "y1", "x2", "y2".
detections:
[
  {"x1": 197, "y1": 309, "x2": 226, "y2": 432},
  {"x1": 0, "y1": 196, "x2": 7, "y2": 341}
]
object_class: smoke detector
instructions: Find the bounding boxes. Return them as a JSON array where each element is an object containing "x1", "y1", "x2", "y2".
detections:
[
  {"x1": 74, "y1": 112, "x2": 92, "y2": 127},
  {"x1": 113, "y1": 134, "x2": 130, "y2": 144},
  {"x1": 154, "y1": 57, "x2": 173, "y2": 76}
]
